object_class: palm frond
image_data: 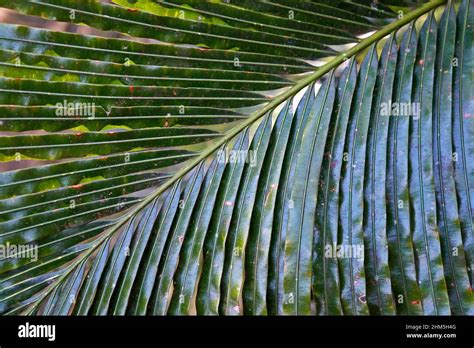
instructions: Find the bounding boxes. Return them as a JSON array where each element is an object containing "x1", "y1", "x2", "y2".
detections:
[{"x1": 1, "y1": 0, "x2": 472, "y2": 316}]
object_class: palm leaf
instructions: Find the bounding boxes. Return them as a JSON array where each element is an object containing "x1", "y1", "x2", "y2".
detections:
[{"x1": 0, "y1": 0, "x2": 472, "y2": 316}]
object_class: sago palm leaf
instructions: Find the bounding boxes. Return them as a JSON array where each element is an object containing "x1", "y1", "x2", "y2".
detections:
[{"x1": 0, "y1": 0, "x2": 472, "y2": 316}]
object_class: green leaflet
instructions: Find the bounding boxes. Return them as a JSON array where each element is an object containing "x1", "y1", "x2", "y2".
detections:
[
  {"x1": 0, "y1": 48, "x2": 291, "y2": 91},
  {"x1": 41, "y1": 258, "x2": 86, "y2": 315},
  {"x1": 268, "y1": 85, "x2": 316, "y2": 315},
  {"x1": 313, "y1": 59, "x2": 357, "y2": 315},
  {"x1": 410, "y1": 13, "x2": 450, "y2": 315},
  {"x1": 150, "y1": 165, "x2": 205, "y2": 315},
  {"x1": 168, "y1": 0, "x2": 374, "y2": 37},
  {"x1": 338, "y1": 0, "x2": 398, "y2": 19},
  {"x1": 0, "y1": 76, "x2": 268, "y2": 109},
  {"x1": 432, "y1": 3, "x2": 473, "y2": 315},
  {"x1": 0, "y1": 195, "x2": 139, "y2": 246},
  {"x1": 196, "y1": 132, "x2": 249, "y2": 315},
  {"x1": 0, "y1": 149, "x2": 191, "y2": 198},
  {"x1": 0, "y1": 24, "x2": 310, "y2": 75},
  {"x1": 89, "y1": 215, "x2": 143, "y2": 315},
  {"x1": 73, "y1": 240, "x2": 112, "y2": 315},
  {"x1": 242, "y1": 101, "x2": 294, "y2": 315},
  {"x1": 386, "y1": 23, "x2": 423, "y2": 315},
  {"x1": 168, "y1": 154, "x2": 226, "y2": 315},
  {"x1": 156, "y1": 0, "x2": 365, "y2": 42},
  {"x1": 0, "y1": 221, "x2": 110, "y2": 314},
  {"x1": 0, "y1": 172, "x2": 170, "y2": 223},
  {"x1": 452, "y1": 0, "x2": 474, "y2": 288},
  {"x1": 282, "y1": 75, "x2": 336, "y2": 315},
  {"x1": 4, "y1": 0, "x2": 332, "y2": 59},
  {"x1": 0, "y1": 126, "x2": 218, "y2": 160},
  {"x1": 0, "y1": 105, "x2": 245, "y2": 132},
  {"x1": 0, "y1": 220, "x2": 113, "y2": 276},
  {"x1": 362, "y1": 35, "x2": 397, "y2": 315},
  {"x1": 219, "y1": 114, "x2": 273, "y2": 315},
  {"x1": 111, "y1": 196, "x2": 163, "y2": 315},
  {"x1": 129, "y1": 182, "x2": 182, "y2": 315},
  {"x1": 338, "y1": 44, "x2": 378, "y2": 316}
]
